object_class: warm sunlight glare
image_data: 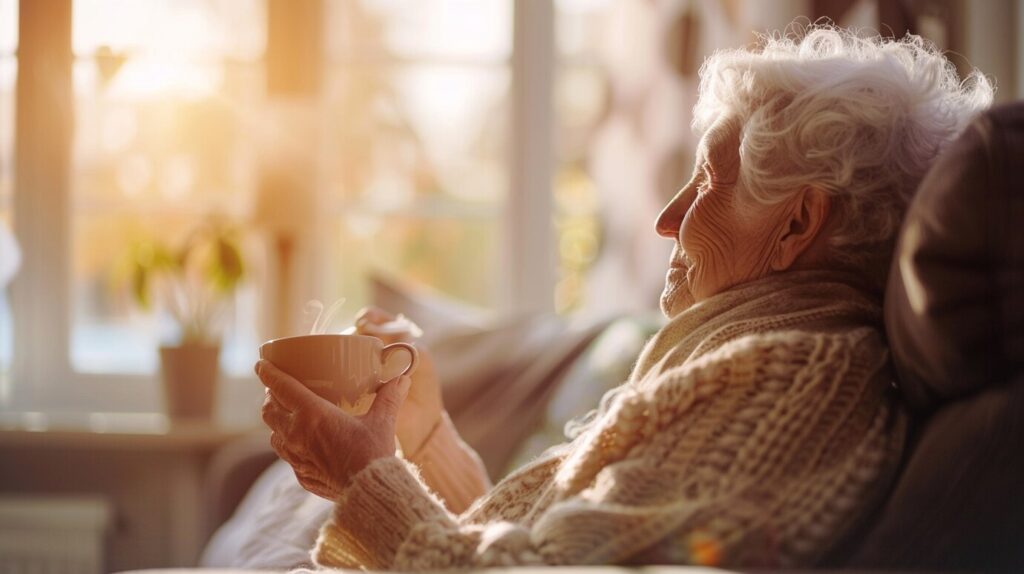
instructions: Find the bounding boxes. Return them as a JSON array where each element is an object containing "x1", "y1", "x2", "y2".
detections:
[{"x1": 72, "y1": 0, "x2": 264, "y2": 98}]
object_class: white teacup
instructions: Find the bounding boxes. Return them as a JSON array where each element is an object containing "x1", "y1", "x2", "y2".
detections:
[{"x1": 259, "y1": 334, "x2": 418, "y2": 413}]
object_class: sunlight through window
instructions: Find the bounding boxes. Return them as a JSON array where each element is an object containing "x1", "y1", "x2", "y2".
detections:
[
  {"x1": 321, "y1": 0, "x2": 511, "y2": 314},
  {"x1": 70, "y1": 0, "x2": 265, "y2": 375}
]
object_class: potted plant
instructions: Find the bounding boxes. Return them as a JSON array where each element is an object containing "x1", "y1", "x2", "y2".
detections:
[{"x1": 128, "y1": 220, "x2": 245, "y2": 420}]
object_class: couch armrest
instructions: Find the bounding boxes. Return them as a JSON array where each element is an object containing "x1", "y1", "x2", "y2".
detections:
[{"x1": 201, "y1": 431, "x2": 277, "y2": 543}]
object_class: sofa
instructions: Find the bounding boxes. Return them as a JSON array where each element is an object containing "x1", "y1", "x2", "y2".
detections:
[{"x1": 180, "y1": 102, "x2": 1023, "y2": 573}]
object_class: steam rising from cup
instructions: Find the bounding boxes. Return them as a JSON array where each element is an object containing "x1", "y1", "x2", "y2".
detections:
[
  {"x1": 304, "y1": 298, "x2": 346, "y2": 335},
  {"x1": 304, "y1": 297, "x2": 424, "y2": 339}
]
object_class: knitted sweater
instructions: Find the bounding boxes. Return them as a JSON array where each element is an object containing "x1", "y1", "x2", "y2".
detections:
[{"x1": 313, "y1": 270, "x2": 907, "y2": 569}]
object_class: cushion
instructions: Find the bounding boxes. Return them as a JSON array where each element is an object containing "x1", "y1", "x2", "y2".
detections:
[
  {"x1": 435, "y1": 313, "x2": 610, "y2": 477},
  {"x1": 503, "y1": 316, "x2": 661, "y2": 474},
  {"x1": 368, "y1": 272, "x2": 611, "y2": 477},
  {"x1": 848, "y1": 374, "x2": 1024, "y2": 569},
  {"x1": 884, "y1": 103, "x2": 1024, "y2": 411},
  {"x1": 368, "y1": 272, "x2": 490, "y2": 343},
  {"x1": 848, "y1": 103, "x2": 1024, "y2": 569}
]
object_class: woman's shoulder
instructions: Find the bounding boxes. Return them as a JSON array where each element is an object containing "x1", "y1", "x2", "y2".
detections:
[
  {"x1": 726, "y1": 325, "x2": 885, "y2": 361},
  {"x1": 707, "y1": 323, "x2": 883, "y2": 364},
  {"x1": 646, "y1": 325, "x2": 888, "y2": 398}
]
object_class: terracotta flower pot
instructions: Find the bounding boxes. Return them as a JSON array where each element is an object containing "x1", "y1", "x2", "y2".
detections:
[{"x1": 159, "y1": 343, "x2": 220, "y2": 420}]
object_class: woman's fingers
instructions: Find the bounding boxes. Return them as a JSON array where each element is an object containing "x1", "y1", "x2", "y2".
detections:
[
  {"x1": 261, "y1": 392, "x2": 293, "y2": 434},
  {"x1": 255, "y1": 360, "x2": 322, "y2": 412},
  {"x1": 354, "y1": 306, "x2": 396, "y2": 326},
  {"x1": 354, "y1": 307, "x2": 407, "y2": 343},
  {"x1": 256, "y1": 357, "x2": 402, "y2": 496},
  {"x1": 366, "y1": 375, "x2": 412, "y2": 434},
  {"x1": 269, "y1": 429, "x2": 316, "y2": 467},
  {"x1": 293, "y1": 469, "x2": 336, "y2": 500},
  {"x1": 269, "y1": 431, "x2": 292, "y2": 458},
  {"x1": 270, "y1": 434, "x2": 333, "y2": 497}
]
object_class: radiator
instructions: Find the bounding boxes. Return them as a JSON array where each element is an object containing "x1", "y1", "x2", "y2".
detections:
[{"x1": 0, "y1": 497, "x2": 111, "y2": 574}]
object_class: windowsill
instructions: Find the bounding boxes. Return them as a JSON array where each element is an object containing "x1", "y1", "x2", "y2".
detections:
[
  {"x1": 0, "y1": 410, "x2": 262, "y2": 451},
  {"x1": 1, "y1": 373, "x2": 268, "y2": 431}
]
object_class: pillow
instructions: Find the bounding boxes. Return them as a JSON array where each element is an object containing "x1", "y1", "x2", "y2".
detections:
[
  {"x1": 368, "y1": 272, "x2": 489, "y2": 343},
  {"x1": 847, "y1": 373, "x2": 1024, "y2": 569},
  {"x1": 370, "y1": 272, "x2": 602, "y2": 476},
  {"x1": 503, "y1": 316, "x2": 661, "y2": 473},
  {"x1": 884, "y1": 103, "x2": 1024, "y2": 411},
  {"x1": 848, "y1": 103, "x2": 1024, "y2": 570},
  {"x1": 430, "y1": 313, "x2": 607, "y2": 477}
]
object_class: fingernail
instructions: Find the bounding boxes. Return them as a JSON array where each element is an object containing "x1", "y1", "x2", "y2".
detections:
[{"x1": 255, "y1": 361, "x2": 263, "y2": 376}]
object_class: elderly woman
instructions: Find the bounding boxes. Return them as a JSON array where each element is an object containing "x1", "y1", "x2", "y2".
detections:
[{"x1": 256, "y1": 26, "x2": 992, "y2": 569}]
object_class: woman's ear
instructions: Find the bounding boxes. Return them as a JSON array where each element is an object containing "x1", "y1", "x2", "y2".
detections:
[{"x1": 771, "y1": 187, "x2": 831, "y2": 271}]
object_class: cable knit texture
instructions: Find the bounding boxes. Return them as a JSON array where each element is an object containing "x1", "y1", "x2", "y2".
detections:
[{"x1": 313, "y1": 270, "x2": 907, "y2": 570}]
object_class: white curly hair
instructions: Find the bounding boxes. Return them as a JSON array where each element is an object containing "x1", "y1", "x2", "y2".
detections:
[{"x1": 693, "y1": 22, "x2": 994, "y2": 285}]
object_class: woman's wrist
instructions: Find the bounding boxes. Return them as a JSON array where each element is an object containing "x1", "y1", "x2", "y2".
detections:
[
  {"x1": 404, "y1": 414, "x2": 445, "y2": 460},
  {"x1": 397, "y1": 411, "x2": 446, "y2": 459}
]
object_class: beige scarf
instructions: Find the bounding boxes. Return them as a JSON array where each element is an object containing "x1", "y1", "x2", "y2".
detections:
[
  {"x1": 565, "y1": 269, "x2": 884, "y2": 439},
  {"x1": 636, "y1": 269, "x2": 884, "y2": 380}
]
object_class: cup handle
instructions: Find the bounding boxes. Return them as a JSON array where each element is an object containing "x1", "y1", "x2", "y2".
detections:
[{"x1": 381, "y1": 342, "x2": 419, "y2": 378}]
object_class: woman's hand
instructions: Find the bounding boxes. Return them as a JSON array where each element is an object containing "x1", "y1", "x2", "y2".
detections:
[
  {"x1": 353, "y1": 307, "x2": 445, "y2": 457},
  {"x1": 256, "y1": 359, "x2": 412, "y2": 500}
]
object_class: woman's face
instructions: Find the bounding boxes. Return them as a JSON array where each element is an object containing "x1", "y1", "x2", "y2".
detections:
[{"x1": 655, "y1": 116, "x2": 798, "y2": 317}]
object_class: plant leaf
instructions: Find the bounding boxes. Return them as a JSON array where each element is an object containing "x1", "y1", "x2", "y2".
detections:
[
  {"x1": 210, "y1": 235, "x2": 244, "y2": 293},
  {"x1": 132, "y1": 263, "x2": 150, "y2": 309}
]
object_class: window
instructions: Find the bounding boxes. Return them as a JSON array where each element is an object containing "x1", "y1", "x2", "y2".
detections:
[
  {"x1": 553, "y1": 0, "x2": 607, "y2": 313},
  {"x1": 319, "y1": 0, "x2": 512, "y2": 314}
]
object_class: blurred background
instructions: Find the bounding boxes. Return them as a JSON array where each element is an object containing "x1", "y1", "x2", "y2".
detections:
[
  {"x1": 1, "y1": 0, "x2": 1022, "y2": 415},
  {"x1": 0, "y1": 1, "x2": 1021, "y2": 571}
]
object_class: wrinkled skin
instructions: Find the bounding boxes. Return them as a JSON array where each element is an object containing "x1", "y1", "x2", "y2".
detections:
[
  {"x1": 655, "y1": 115, "x2": 833, "y2": 318},
  {"x1": 258, "y1": 359, "x2": 412, "y2": 500}
]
